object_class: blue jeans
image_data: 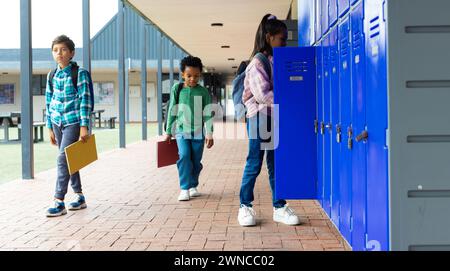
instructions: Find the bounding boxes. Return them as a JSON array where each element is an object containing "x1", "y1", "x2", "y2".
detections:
[
  {"x1": 175, "y1": 133, "x2": 205, "y2": 190},
  {"x1": 240, "y1": 114, "x2": 286, "y2": 208},
  {"x1": 52, "y1": 123, "x2": 83, "y2": 200}
]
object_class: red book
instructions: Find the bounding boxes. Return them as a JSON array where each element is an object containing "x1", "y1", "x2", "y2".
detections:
[{"x1": 157, "y1": 140, "x2": 179, "y2": 168}]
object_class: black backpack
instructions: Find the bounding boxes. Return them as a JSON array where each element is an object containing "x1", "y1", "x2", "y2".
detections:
[
  {"x1": 48, "y1": 62, "x2": 95, "y2": 111},
  {"x1": 164, "y1": 82, "x2": 184, "y2": 133}
]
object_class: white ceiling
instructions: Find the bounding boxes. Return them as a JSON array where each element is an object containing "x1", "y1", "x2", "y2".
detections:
[{"x1": 127, "y1": 0, "x2": 292, "y2": 75}]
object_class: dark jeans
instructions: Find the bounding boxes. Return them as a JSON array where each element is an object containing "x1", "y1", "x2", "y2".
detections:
[
  {"x1": 239, "y1": 113, "x2": 286, "y2": 208},
  {"x1": 52, "y1": 123, "x2": 82, "y2": 200}
]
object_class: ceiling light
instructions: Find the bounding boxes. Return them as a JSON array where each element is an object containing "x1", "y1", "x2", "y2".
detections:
[
  {"x1": 211, "y1": 23, "x2": 223, "y2": 27},
  {"x1": 221, "y1": 45, "x2": 230, "y2": 49},
  {"x1": 232, "y1": 66, "x2": 238, "y2": 69},
  {"x1": 228, "y1": 58, "x2": 235, "y2": 61}
]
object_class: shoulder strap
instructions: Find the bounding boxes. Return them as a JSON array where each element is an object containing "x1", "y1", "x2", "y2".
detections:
[
  {"x1": 48, "y1": 68, "x2": 57, "y2": 91},
  {"x1": 254, "y1": 53, "x2": 272, "y2": 80},
  {"x1": 71, "y1": 62, "x2": 79, "y2": 92},
  {"x1": 174, "y1": 82, "x2": 184, "y2": 104}
]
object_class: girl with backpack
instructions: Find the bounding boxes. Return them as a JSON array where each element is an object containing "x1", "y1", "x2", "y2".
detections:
[{"x1": 238, "y1": 14, "x2": 301, "y2": 226}]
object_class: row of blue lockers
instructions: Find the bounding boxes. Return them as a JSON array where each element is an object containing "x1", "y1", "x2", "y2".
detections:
[{"x1": 275, "y1": 0, "x2": 389, "y2": 250}]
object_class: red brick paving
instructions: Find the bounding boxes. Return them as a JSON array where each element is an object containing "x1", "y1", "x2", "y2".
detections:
[{"x1": 0, "y1": 122, "x2": 351, "y2": 251}]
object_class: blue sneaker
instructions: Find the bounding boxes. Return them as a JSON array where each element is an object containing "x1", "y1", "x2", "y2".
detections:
[
  {"x1": 68, "y1": 194, "x2": 87, "y2": 211},
  {"x1": 46, "y1": 200, "x2": 67, "y2": 217}
]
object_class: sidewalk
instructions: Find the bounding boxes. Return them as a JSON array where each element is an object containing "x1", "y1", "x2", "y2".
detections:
[{"x1": 0, "y1": 122, "x2": 351, "y2": 251}]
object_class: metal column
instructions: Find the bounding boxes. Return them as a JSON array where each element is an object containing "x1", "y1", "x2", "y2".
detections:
[
  {"x1": 20, "y1": 0, "x2": 33, "y2": 179},
  {"x1": 169, "y1": 41, "x2": 174, "y2": 90},
  {"x1": 157, "y1": 31, "x2": 163, "y2": 135},
  {"x1": 82, "y1": 0, "x2": 91, "y2": 73},
  {"x1": 118, "y1": 0, "x2": 126, "y2": 148},
  {"x1": 141, "y1": 20, "x2": 148, "y2": 140}
]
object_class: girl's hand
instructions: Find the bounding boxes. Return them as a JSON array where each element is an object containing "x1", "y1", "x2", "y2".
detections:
[
  {"x1": 205, "y1": 135, "x2": 214, "y2": 149},
  {"x1": 79, "y1": 126, "x2": 89, "y2": 143},
  {"x1": 49, "y1": 129, "x2": 57, "y2": 146}
]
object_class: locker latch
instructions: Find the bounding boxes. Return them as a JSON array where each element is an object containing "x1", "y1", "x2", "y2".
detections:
[
  {"x1": 314, "y1": 120, "x2": 318, "y2": 134},
  {"x1": 325, "y1": 123, "x2": 332, "y2": 133},
  {"x1": 356, "y1": 130, "x2": 369, "y2": 142},
  {"x1": 347, "y1": 127, "x2": 353, "y2": 150},
  {"x1": 336, "y1": 125, "x2": 342, "y2": 143},
  {"x1": 320, "y1": 122, "x2": 325, "y2": 135}
]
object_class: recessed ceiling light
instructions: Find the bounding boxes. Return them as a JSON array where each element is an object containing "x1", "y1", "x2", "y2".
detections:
[
  {"x1": 221, "y1": 45, "x2": 230, "y2": 49},
  {"x1": 211, "y1": 23, "x2": 223, "y2": 27},
  {"x1": 228, "y1": 58, "x2": 235, "y2": 61},
  {"x1": 232, "y1": 66, "x2": 238, "y2": 69},
  {"x1": 2, "y1": 72, "x2": 8, "y2": 75}
]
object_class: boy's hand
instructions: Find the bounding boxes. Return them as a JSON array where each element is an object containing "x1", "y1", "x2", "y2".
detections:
[
  {"x1": 163, "y1": 134, "x2": 173, "y2": 143},
  {"x1": 48, "y1": 129, "x2": 57, "y2": 146},
  {"x1": 205, "y1": 135, "x2": 214, "y2": 149},
  {"x1": 79, "y1": 126, "x2": 89, "y2": 143}
]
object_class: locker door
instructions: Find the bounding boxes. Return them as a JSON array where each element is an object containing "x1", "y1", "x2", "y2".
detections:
[
  {"x1": 322, "y1": 35, "x2": 332, "y2": 216},
  {"x1": 317, "y1": 44, "x2": 324, "y2": 205},
  {"x1": 365, "y1": 0, "x2": 389, "y2": 251},
  {"x1": 298, "y1": 0, "x2": 316, "y2": 46},
  {"x1": 321, "y1": 0, "x2": 329, "y2": 35},
  {"x1": 330, "y1": 26, "x2": 341, "y2": 228},
  {"x1": 338, "y1": 16, "x2": 353, "y2": 245},
  {"x1": 274, "y1": 47, "x2": 317, "y2": 199},
  {"x1": 339, "y1": 0, "x2": 350, "y2": 17},
  {"x1": 329, "y1": 0, "x2": 338, "y2": 27},
  {"x1": 350, "y1": 2, "x2": 368, "y2": 251},
  {"x1": 351, "y1": 0, "x2": 359, "y2": 6}
]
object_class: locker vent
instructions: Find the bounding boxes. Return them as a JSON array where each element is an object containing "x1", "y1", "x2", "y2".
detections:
[
  {"x1": 340, "y1": 36, "x2": 349, "y2": 56},
  {"x1": 406, "y1": 80, "x2": 450, "y2": 88},
  {"x1": 352, "y1": 30, "x2": 362, "y2": 48},
  {"x1": 369, "y1": 16, "x2": 380, "y2": 39},
  {"x1": 409, "y1": 245, "x2": 450, "y2": 251},
  {"x1": 405, "y1": 25, "x2": 450, "y2": 34},
  {"x1": 408, "y1": 190, "x2": 450, "y2": 198},
  {"x1": 407, "y1": 135, "x2": 450, "y2": 143},
  {"x1": 286, "y1": 61, "x2": 309, "y2": 72}
]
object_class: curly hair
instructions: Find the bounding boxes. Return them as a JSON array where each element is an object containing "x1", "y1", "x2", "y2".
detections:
[{"x1": 180, "y1": 55, "x2": 203, "y2": 72}]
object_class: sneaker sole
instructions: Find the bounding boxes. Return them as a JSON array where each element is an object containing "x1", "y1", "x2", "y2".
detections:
[
  {"x1": 273, "y1": 217, "x2": 301, "y2": 225},
  {"x1": 189, "y1": 193, "x2": 200, "y2": 197},
  {"x1": 46, "y1": 209, "x2": 67, "y2": 217},
  {"x1": 68, "y1": 203, "x2": 87, "y2": 211}
]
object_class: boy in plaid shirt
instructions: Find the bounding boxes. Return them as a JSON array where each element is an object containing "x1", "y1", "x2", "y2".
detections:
[{"x1": 45, "y1": 35, "x2": 93, "y2": 217}]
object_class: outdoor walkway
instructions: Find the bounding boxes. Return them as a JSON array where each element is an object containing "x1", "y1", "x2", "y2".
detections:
[{"x1": 0, "y1": 122, "x2": 351, "y2": 251}]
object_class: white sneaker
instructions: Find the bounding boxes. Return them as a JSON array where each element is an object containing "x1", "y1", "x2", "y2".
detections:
[
  {"x1": 238, "y1": 205, "x2": 256, "y2": 226},
  {"x1": 189, "y1": 187, "x2": 200, "y2": 197},
  {"x1": 178, "y1": 190, "x2": 190, "y2": 201},
  {"x1": 273, "y1": 205, "x2": 301, "y2": 225}
]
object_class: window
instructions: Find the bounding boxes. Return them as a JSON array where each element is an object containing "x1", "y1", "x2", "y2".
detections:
[
  {"x1": 93, "y1": 82, "x2": 114, "y2": 105},
  {"x1": 0, "y1": 84, "x2": 15, "y2": 104},
  {"x1": 32, "y1": 75, "x2": 47, "y2": 95}
]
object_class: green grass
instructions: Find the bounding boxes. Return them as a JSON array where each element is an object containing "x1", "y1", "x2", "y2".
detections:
[{"x1": 0, "y1": 123, "x2": 158, "y2": 184}]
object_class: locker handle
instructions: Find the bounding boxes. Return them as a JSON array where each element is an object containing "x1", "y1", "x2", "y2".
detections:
[
  {"x1": 320, "y1": 122, "x2": 325, "y2": 135},
  {"x1": 314, "y1": 120, "x2": 318, "y2": 134},
  {"x1": 336, "y1": 125, "x2": 342, "y2": 143},
  {"x1": 356, "y1": 130, "x2": 369, "y2": 142}
]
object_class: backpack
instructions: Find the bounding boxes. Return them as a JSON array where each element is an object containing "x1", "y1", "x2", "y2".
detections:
[
  {"x1": 48, "y1": 61, "x2": 95, "y2": 111},
  {"x1": 164, "y1": 82, "x2": 185, "y2": 133},
  {"x1": 231, "y1": 53, "x2": 272, "y2": 120}
]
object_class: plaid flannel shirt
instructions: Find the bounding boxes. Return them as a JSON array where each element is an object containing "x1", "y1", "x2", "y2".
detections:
[{"x1": 45, "y1": 61, "x2": 92, "y2": 129}]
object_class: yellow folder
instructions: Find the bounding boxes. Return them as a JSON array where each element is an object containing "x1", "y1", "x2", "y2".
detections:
[{"x1": 64, "y1": 134, "x2": 98, "y2": 175}]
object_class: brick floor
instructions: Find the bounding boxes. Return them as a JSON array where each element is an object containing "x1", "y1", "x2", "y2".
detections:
[{"x1": 0, "y1": 121, "x2": 351, "y2": 251}]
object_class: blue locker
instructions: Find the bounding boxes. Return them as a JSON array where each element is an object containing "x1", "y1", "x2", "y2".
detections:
[
  {"x1": 329, "y1": 0, "x2": 338, "y2": 27},
  {"x1": 322, "y1": 35, "x2": 331, "y2": 216},
  {"x1": 338, "y1": 16, "x2": 352, "y2": 244},
  {"x1": 298, "y1": 0, "x2": 315, "y2": 46},
  {"x1": 338, "y1": 0, "x2": 350, "y2": 17},
  {"x1": 364, "y1": 0, "x2": 389, "y2": 251},
  {"x1": 350, "y1": 1, "x2": 367, "y2": 251},
  {"x1": 321, "y1": 0, "x2": 329, "y2": 35},
  {"x1": 315, "y1": 0, "x2": 322, "y2": 42},
  {"x1": 329, "y1": 26, "x2": 340, "y2": 229},
  {"x1": 273, "y1": 47, "x2": 317, "y2": 199},
  {"x1": 317, "y1": 44, "x2": 324, "y2": 204}
]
